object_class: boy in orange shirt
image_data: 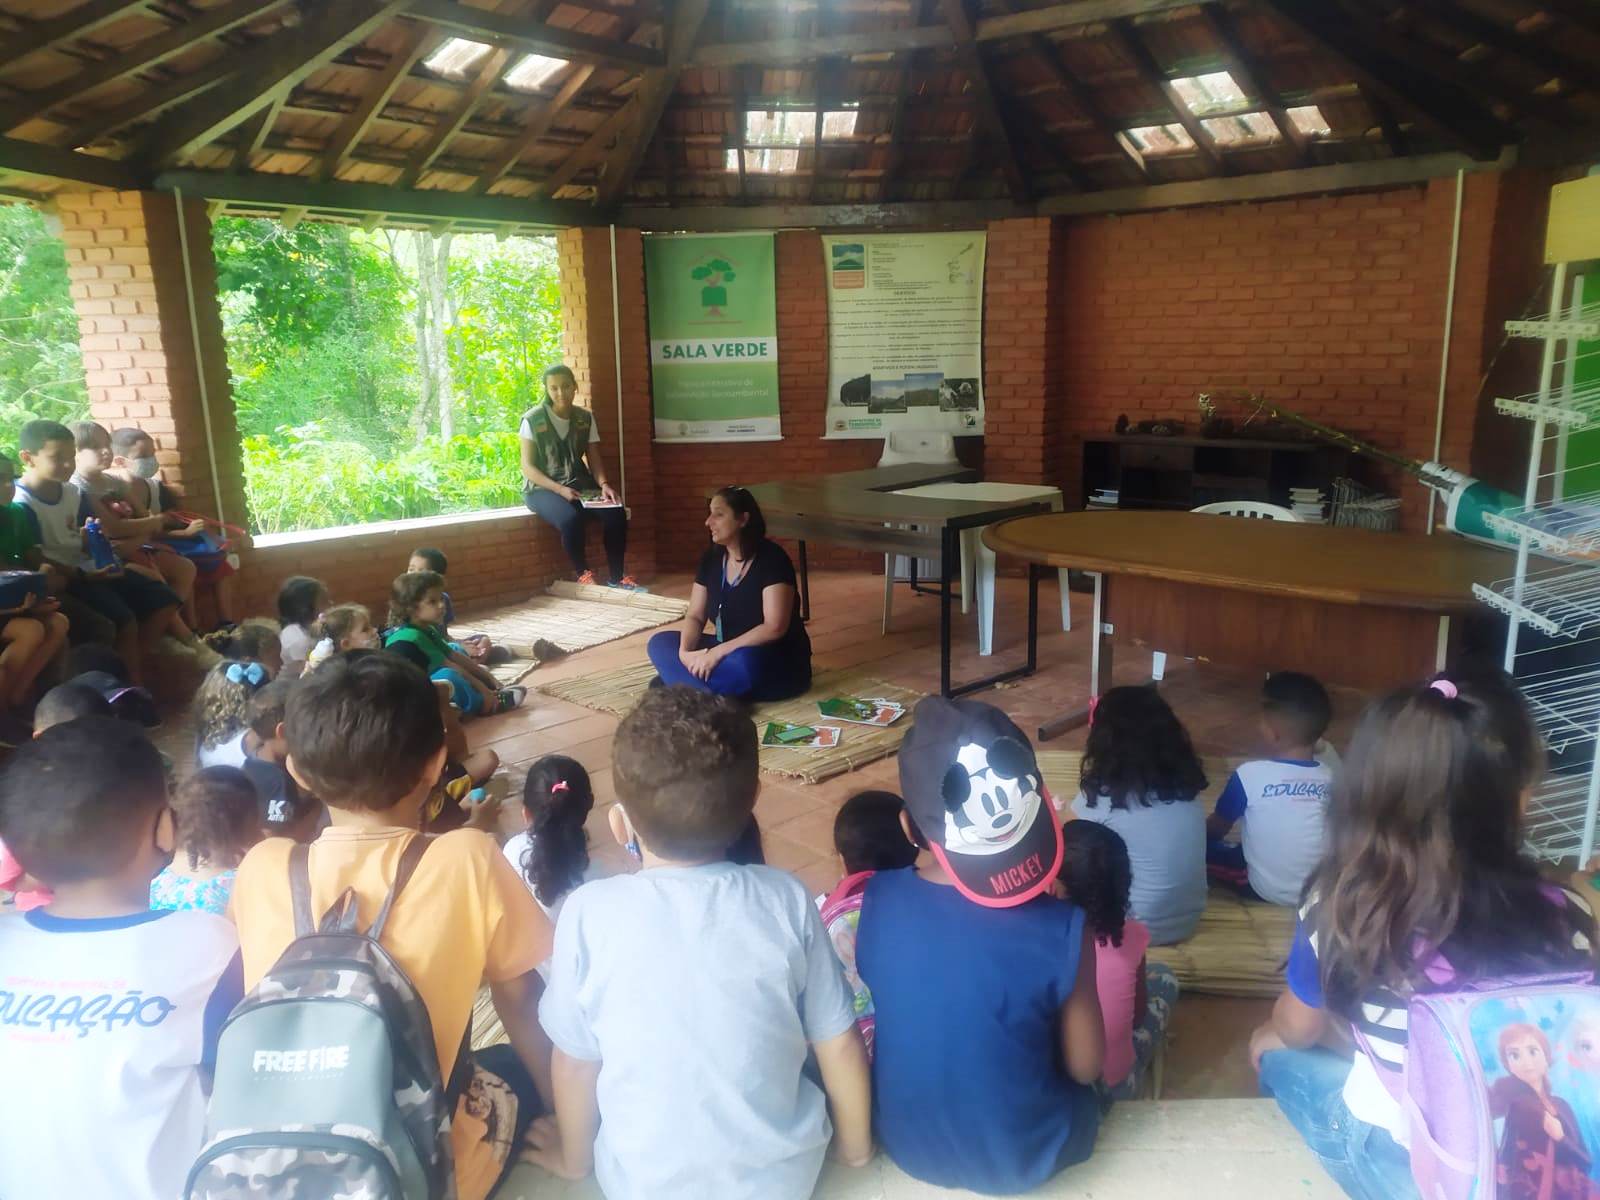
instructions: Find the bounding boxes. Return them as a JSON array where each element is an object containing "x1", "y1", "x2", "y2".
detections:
[{"x1": 230, "y1": 650, "x2": 553, "y2": 1199}]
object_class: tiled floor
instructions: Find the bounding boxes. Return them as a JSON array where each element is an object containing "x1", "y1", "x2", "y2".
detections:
[{"x1": 461, "y1": 568, "x2": 1373, "y2": 1101}]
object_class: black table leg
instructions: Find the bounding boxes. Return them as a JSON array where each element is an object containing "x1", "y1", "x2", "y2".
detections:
[
  {"x1": 944, "y1": 524, "x2": 1041, "y2": 700},
  {"x1": 939, "y1": 525, "x2": 953, "y2": 698},
  {"x1": 798, "y1": 540, "x2": 811, "y2": 622}
]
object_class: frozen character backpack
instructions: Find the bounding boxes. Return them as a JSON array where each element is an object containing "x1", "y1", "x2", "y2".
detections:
[
  {"x1": 1356, "y1": 939, "x2": 1600, "y2": 1200},
  {"x1": 819, "y1": 871, "x2": 877, "y2": 1059}
]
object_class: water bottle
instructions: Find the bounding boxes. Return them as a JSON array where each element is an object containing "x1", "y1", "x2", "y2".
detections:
[{"x1": 84, "y1": 516, "x2": 117, "y2": 571}]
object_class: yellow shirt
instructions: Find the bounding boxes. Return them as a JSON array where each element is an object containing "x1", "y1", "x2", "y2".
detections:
[{"x1": 232, "y1": 825, "x2": 551, "y2": 1080}]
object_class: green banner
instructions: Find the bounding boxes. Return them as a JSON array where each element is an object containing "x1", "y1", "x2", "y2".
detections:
[{"x1": 644, "y1": 233, "x2": 781, "y2": 442}]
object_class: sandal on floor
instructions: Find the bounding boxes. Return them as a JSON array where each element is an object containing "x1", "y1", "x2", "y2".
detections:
[
  {"x1": 495, "y1": 686, "x2": 528, "y2": 713},
  {"x1": 531, "y1": 638, "x2": 567, "y2": 662}
]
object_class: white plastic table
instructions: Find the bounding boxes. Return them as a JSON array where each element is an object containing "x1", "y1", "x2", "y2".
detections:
[{"x1": 894, "y1": 482, "x2": 1072, "y2": 656}]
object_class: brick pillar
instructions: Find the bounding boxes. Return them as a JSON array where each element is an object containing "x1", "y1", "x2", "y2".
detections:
[
  {"x1": 556, "y1": 226, "x2": 657, "y2": 576},
  {"x1": 983, "y1": 217, "x2": 1065, "y2": 488},
  {"x1": 52, "y1": 190, "x2": 245, "y2": 528}
]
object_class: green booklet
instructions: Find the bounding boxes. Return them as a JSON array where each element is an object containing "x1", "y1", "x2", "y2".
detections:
[
  {"x1": 761, "y1": 721, "x2": 841, "y2": 749},
  {"x1": 816, "y1": 696, "x2": 906, "y2": 727}
]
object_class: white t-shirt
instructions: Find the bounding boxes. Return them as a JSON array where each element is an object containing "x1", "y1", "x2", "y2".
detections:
[
  {"x1": 15, "y1": 480, "x2": 92, "y2": 570},
  {"x1": 0, "y1": 908, "x2": 242, "y2": 1200},
  {"x1": 279, "y1": 623, "x2": 315, "y2": 675},
  {"x1": 500, "y1": 830, "x2": 604, "y2": 977},
  {"x1": 519, "y1": 407, "x2": 600, "y2": 446},
  {"x1": 197, "y1": 727, "x2": 248, "y2": 769},
  {"x1": 1072, "y1": 789, "x2": 1207, "y2": 944},
  {"x1": 1214, "y1": 758, "x2": 1332, "y2": 906},
  {"x1": 539, "y1": 862, "x2": 856, "y2": 1200}
]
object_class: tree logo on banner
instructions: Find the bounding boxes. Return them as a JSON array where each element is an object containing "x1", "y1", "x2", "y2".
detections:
[{"x1": 690, "y1": 254, "x2": 737, "y2": 317}]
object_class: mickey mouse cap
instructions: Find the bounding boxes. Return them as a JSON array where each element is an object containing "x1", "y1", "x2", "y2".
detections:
[{"x1": 898, "y1": 696, "x2": 1063, "y2": 908}]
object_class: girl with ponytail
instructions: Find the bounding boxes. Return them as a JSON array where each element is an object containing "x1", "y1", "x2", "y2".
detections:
[{"x1": 502, "y1": 755, "x2": 599, "y2": 951}]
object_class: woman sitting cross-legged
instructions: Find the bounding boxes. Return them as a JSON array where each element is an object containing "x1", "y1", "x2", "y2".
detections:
[{"x1": 646, "y1": 486, "x2": 812, "y2": 702}]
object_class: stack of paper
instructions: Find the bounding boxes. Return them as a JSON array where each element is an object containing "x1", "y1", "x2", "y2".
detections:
[{"x1": 1289, "y1": 487, "x2": 1326, "y2": 523}]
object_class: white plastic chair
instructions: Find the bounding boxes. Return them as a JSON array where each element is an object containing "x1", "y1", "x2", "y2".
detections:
[
  {"x1": 1150, "y1": 499, "x2": 1303, "y2": 680},
  {"x1": 880, "y1": 433, "x2": 960, "y2": 604},
  {"x1": 1190, "y1": 500, "x2": 1302, "y2": 521}
]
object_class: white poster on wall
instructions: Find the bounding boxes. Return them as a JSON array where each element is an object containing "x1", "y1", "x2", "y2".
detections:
[{"x1": 821, "y1": 232, "x2": 986, "y2": 440}]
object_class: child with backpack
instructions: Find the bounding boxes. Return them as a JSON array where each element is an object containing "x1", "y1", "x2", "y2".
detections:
[
  {"x1": 221, "y1": 651, "x2": 552, "y2": 1200},
  {"x1": 0, "y1": 719, "x2": 242, "y2": 1200},
  {"x1": 1071, "y1": 685, "x2": 1209, "y2": 944},
  {"x1": 526, "y1": 686, "x2": 873, "y2": 1196},
  {"x1": 1250, "y1": 670, "x2": 1598, "y2": 1200},
  {"x1": 1057, "y1": 819, "x2": 1181, "y2": 1098}
]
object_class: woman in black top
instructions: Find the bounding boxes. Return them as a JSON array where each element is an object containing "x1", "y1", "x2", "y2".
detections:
[{"x1": 645, "y1": 486, "x2": 812, "y2": 701}]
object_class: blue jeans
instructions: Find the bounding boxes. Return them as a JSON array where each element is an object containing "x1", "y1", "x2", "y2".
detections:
[
  {"x1": 524, "y1": 486, "x2": 627, "y2": 581},
  {"x1": 646, "y1": 630, "x2": 810, "y2": 702},
  {"x1": 1258, "y1": 1047, "x2": 1418, "y2": 1200}
]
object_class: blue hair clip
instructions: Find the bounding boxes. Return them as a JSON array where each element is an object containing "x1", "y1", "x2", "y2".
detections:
[{"x1": 226, "y1": 661, "x2": 266, "y2": 687}]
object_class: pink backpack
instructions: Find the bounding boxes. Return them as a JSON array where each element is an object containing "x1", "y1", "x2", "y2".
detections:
[{"x1": 819, "y1": 871, "x2": 876, "y2": 1059}]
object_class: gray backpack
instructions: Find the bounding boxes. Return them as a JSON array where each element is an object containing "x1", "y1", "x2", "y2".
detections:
[{"x1": 186, "y1": 837, "x2": 457, "y2": 1199}]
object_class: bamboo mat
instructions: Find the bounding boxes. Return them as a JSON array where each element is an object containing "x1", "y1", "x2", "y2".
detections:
[
  {"x1": 1039, "y1": 750, "x2": 1296, "y2": 998},
  {"x1": 537, "y1": 662, "x2": 925, "y2": 784},
  {"x1": 458, "y1": 582, "x2": 689, "y2": 687},
  {"x1": 472, "y1": 986, "x2": 507, "y2": 1051}
]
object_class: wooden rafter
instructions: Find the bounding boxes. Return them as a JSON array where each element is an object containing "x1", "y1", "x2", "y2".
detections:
[
  {"x1": 402, "y1": 0, "x2": 664, "y2": 71},
  {"x1": 3, "y1": 0, "x2": 289, "y2": 132},
  {"x1": 535, "y1": 93, "x2": 639, "y2": 198},
  {"x1": 807, "y1": 0, "x2": 834, "y2": 206},
  {"x1": 319, "y1": 23, "x2": 443, "y2": 181},
  {"x1": 0, "y1": 0, "x2": 151, "y2": 76},
  {"x1": 470, "y1": 62, "x2": 596, "y2": 193},
  {"x1": 1259, "y1": 0, "x2": 1512, "y2": 160},
  {"x1": 943, "y1": 0, "x2": 1029, "y2": 200},
  {"x1": 229, "y1": 94, "x2": 284, "y2": 171},
  {"x1": 1407, "y1": 0, "x2": 1600, "y2": 96},
  {"x1": 0, "y1": 132, "x2": 141, "y2": 187},
  {"x1": 594, "y1": 0, "x2": 712, "y2": 206},
  {"x1": 1360, "y1": 84, "x2": 1410, "y2": 155},
  {"x1": 398, "y1": 44, "x2": 517, "y2": 188},
  {"x1": 51, "y1": 49, "x2": 240, "y2": 148},
  {"x1": 1104, "y1": 19, "x2": 1225, "y2": 175},
  {"x1": 1201, "y1": 5, "x2": 1307, "y2": 166}
]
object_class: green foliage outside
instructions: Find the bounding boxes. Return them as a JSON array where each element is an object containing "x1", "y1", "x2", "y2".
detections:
[{"x1": 0, "y1": 204, "x2": 90, "y2": 439}]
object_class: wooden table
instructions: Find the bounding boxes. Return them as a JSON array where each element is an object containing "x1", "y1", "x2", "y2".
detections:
[
  {"x1": 983, "y1": 511, "x2": 1513, "y2": 738},
  {"x1": 747, "y1": 464, "x2": 1054, "y2": 698}
]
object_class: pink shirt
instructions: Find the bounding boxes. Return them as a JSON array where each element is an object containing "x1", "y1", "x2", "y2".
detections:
[
  {"x1": 1095, "y1": 917, "x2": 1151, "y2": 1088},
  {"x1": 0, "y1": 839, "x2": 52, "y2": 912}
]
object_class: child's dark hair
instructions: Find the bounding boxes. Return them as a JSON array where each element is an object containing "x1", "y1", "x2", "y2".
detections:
[
  {"x1": 1310, "y1": 668, "x2": 1592, "y2": 1018},
  {"x1": 411, "y1": 547, "x2": 448, "y2": 574},
  {"x1": 69, "y1": 419, "x2": 109, "y2": 450},
  {"x1": 195, "y1": 659, "x2": 269, "y2": 750},
  {"x1": 315, "y1": 603, "x2": 371, "y2": 647},
  {"x1": 520, "y1": 755, "x2": 593, "y2": 906},
  {"x1": 18, "y1": 419, "x2": 72, "y2": 455},
  {"x1": 613, "y1": 686, "x2": 757, "y2": 860},
  {"x1": 215, "y1": 618, "x2": 281, "y2": 664},
  {"x1": 388, "y1": 569, "x2": 444, "y2": 629},
  {"x1": 1263, "y1": 671, "x2": 1332, "y2": 746},
  {"x1": 111, "y1": 427, "x2": 151, "y2": 456},
  {"x1": 1078, "y1": 685, "x2": 1207, "y2": 809},
  {"x1": 34, "y1": 682, "x2": 111, "y2": 732},
  {"x1": 711, "y1": 485, "x2": 767, "y2": 561},
  {"x1": 174, "y1": 765, "x2": 261, "y2": 870},
  {"x1": 285, "y1": 651, "x2": 444, "y2": 812},
  {"x1": 247, "y1": 678, "x2": 294, "y2": 740},
  {"x1": 277, "y1": 575, "x2": 326, "y2": 630},
  {"x1": 0, "y1": 718, "x2": 165, "y2": 885},
  {"x1": 1059, "y1": 819, "x2": 1133, "y2": 948},
  {"x1": 65, "y1": 643, "x2": 128, "y2": 682},
  {"x1": 725, "y1": 815, "x2": 765, "y2": 865},
  {"x1": 834, "y1": 790, "x2": 917, "y2": 874}
]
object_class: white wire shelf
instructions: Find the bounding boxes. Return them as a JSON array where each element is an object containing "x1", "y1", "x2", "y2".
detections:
[
  {"x1": 1483, "y1": 493, "x2": 1600, "y2": 559},
  {"x1": 1474, "y1": 565, "x2": 1600, "y2": 638},
  {"x1": 1505, "y1": 304, "x2": 1600, "y2": 340},
  {"x1": 1518, "y1": 666, "x2": 1600, "y2": 752},
  {"x1": 1494, "y1": 381, "x2": 1600, "y2": 429},
  {"x1": 1524, "y1": 772, "x2": 1600, "y2": 864}
]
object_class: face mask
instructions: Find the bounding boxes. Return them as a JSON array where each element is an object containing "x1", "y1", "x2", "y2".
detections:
[{"x1": 132, "y1": 457, "x2": 160, "y2": 479}]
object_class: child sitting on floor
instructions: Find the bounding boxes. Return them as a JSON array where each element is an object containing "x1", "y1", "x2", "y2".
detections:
[
  {"x1": 276, "y1": 575, "x2": 327, "y2": 678},
  {"x1": 857, "y1": 698, "x2": 1103, "y2": 1195},
  {"x1": 505, "y1": 755, "x2": 600, "y2": 974},
  {"x1": 236, "y1": 679, "x2": 320, "y2": 839},
  {"x1": 384, "y1": 570, "x2": 525, "y2": 716},
  {"x1": 818, "y1": 789, "x2": 920, "y2": 1060},
  {"x1": 230, "y1": 651, "x2": 554, "y2": 1199},
  {"x1": 1207, "y1": 671, "x2": 1334, "y2": 906},
  {"x1": 1072, "y1": 685, "x2": 1208, "y2": 945},
  {"x1": 0, "y1": 718, "x2": 241, "y2": 1200},
  {"x1": 150, "y1": 765, "x2": 261, "y2": 915},
  {"x1": 1058, "y1": 819, "x2": 1180, "y2": 1099},
  {"x1": 0, "y1": 451, "x2": 70, "y2": 719},
  {"x1": 408, "y1": 546, "x2": 508, "y2": 664},
  {"x1": 527, "y1": 686, "x2": 872, "y2": 1194},
  {"x1": 194, "y1": 657, "x2": 270, "y2": 767},
  {"x1": 304, "y1": 601, "x2": 378, "y2": 674},
  {"x1": 210, "y1": 618, "x2": 282, "y2": 680}
]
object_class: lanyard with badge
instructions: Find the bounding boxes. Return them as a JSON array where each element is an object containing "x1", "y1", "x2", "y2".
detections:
[{"x1": 717, "y1": 552, "x2": 753, "y2": 643}]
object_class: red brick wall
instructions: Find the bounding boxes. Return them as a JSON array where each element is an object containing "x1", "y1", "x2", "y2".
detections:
[{"x1": 984, "y1": 217, "x2": 1065, "y2": 490}]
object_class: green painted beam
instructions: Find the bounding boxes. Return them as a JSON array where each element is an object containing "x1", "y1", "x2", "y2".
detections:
[{"x1": 0, "y1": 134, "x2": 141, "y2": 188}]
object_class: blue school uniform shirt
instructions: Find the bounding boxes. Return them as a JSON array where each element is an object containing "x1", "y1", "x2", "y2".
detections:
[
  {"x1": 857, "y1": 868, "x2": 1098, "y2": 1195},
  {"x1": 1214, "y1": 758, "x2": 1332, "y2": 905}
]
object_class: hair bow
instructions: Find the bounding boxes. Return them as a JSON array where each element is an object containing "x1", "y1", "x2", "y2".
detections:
[
  {"x1": 226, "y1": 661, "x2": 267, "y2": 687},
  {"x1": 1429, "y1": 678, "x2": 1458, "y2": 700}
]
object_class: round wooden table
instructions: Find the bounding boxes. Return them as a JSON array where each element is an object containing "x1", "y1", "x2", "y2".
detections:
[{"x1": 984, "y1": 510, "x2": 1513, "y2": 737}]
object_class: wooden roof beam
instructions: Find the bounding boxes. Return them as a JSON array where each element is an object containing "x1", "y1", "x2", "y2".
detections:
[
  {"x1": 398, "y1": 44, "x2": 517, "y2": 187},
  {"x1": 0, "y1": 132, "x2": 141, "y2": 188},
  {"x1": 1104, "y1": 19, "x2": 1226, "y2": 175},
  {"x1": 0, "y1": 0, "x2": 152, "y2": 76},
  {"x1": 3, "y1": 0, "x2": 290, "y2": 132},
  {"x1": 595, "y1": 0, "x2": 712, "y2": 206},
  {"x1": 1259, "y1": 0, "x2": 1512, "y2": 161},
  {"x1": 402, "y1": 0, "x2": 664, "y2": 71},
  {"x1": 471, "y1": 62, "x2": 596, "y2": 193},
  {"x1": 878, "y1": 0, "x2": 931, "y2": 202},
  {"x1": 1406, "y1": 0, "x2": 1600, "y2": 97},
  {"x1": 52, "y1": 49, "x2": 240, "y2": 149},
  {"x1": 943, "y1": 0, "x2": 1029, "y2": 200},
  {"x1": 229, "y1": 94, "x2": 284, "y2": 171},
  {"x1": 319, "y1": 23, "x2": 443, "y2": 181},
  {"x1": 133, "y1": 0, "x2": 415, "y2": 167},
  {"x1": 1359, "y1": 84, "x2": 1410, "y2": 156},
  {"x1": 1200, "y1": 4, "x2": 1307, "y2": 166},
  {"x1": 536, "y1": 92, "x2": 638, "y2": 197}
]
